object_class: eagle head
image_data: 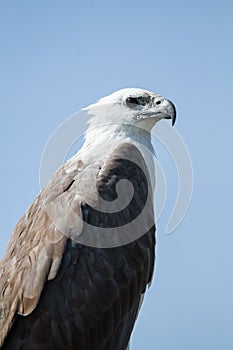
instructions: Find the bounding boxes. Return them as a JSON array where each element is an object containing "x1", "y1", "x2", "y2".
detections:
[{"x1": 84, "y1": 88, "x2": 176, "y2": 131}]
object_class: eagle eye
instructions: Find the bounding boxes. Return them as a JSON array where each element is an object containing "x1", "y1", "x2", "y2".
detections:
[{"x1": 125, "y1": 96, "x2": 151, "y2": 108}]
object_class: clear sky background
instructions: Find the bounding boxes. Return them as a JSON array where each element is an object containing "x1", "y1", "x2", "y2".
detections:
[{"x1": 1, "y1": 1, "x2": 233, "y2": 349}]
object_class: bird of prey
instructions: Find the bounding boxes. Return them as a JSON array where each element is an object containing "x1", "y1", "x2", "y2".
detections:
[{"x1": 0, "y1": 88, "x2": 176, "y2": 349}]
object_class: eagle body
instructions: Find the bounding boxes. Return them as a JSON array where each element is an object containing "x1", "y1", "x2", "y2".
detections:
[{"x1": 0, "y1": 88, "x2": 176, "y2": 349}]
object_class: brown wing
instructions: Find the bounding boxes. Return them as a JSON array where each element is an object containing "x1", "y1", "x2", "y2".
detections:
[
  {"x1": 0, "y1": 159, "x2": 87, "y2": 347},
  {"x1": 1, "y1": 143, "x2": 155, "y2": 349}
]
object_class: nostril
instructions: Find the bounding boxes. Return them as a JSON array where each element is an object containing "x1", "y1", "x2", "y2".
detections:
[{"x1": 155, "y1": 100, "x2": 162, "y2": 105}]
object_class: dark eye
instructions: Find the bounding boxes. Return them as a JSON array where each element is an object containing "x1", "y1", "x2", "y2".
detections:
[{"x1": 126, "y1": 96, "x2": 150, "y2": 108}]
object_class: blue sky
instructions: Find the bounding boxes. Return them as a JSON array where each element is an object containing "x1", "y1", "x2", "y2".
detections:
[{"x1": 1, "y1": 1, "x2": 233, "y2": 349}]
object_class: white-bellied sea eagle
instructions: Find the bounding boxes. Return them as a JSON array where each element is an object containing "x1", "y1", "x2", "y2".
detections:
[{"x1": 0, "y1": 88, "x2": 176, "y2": 349}]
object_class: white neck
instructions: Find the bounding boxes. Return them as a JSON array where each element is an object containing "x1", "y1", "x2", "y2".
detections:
[
  {"x1": 72, "y1": 121, "x2": 156, "y2": 192},
  {"x1": 82, "y1": 122, "x2": 153, "y2": 155}
]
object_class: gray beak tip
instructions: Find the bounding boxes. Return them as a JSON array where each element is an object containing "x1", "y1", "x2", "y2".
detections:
[{"x1": 168, "y1": 100, "x2": 176, "y2": 126}]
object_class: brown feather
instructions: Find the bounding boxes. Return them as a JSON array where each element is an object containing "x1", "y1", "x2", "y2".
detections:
[{"x1": 0, "y1": 142, "x2": 155, "y2": 349}]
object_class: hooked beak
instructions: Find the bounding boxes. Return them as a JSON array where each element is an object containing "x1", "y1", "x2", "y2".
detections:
[
  {"x1": 137, "y1": 97, "x2": 177, "y2": 128},
  {"x1": 162, "y1": 99, "x2": 176, "y2": 126}
]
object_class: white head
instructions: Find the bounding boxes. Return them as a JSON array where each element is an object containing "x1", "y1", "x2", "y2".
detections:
[{"x1": 84, "y1": 88, "x2": 176, "y2": 133}]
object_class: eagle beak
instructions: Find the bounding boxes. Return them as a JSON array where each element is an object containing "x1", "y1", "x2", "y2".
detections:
[{"x1": 163, "y1": 99, "x2": 176, "y2": 126}]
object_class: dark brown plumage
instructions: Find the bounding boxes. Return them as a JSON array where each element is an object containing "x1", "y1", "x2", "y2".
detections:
[{"x1": 0, "y1": 143, "x2": 155, "y2": 350}]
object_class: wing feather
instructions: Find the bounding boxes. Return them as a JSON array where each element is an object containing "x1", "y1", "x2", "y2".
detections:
[
  {"x1": 0, "y1": 159, "x2": 86, "y2": 346},
  {"x1": 1, "y1": 142, "x2": 156, "y2": 349}
]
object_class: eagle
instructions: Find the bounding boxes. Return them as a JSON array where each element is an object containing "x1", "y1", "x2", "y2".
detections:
[{"x1": 0, "y1": 88, "x2": 176, "y2": 349}]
